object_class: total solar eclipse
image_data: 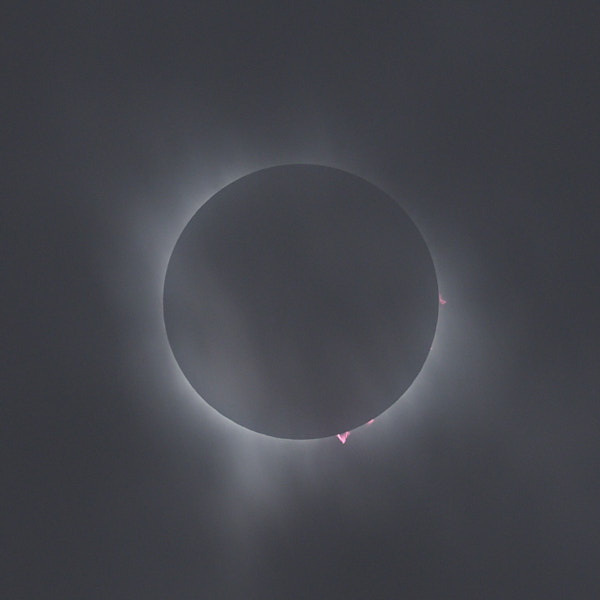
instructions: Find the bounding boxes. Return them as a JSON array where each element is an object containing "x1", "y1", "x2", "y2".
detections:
[{"x1": 163, "y1": 165, "x2": 438, "y2": 439}]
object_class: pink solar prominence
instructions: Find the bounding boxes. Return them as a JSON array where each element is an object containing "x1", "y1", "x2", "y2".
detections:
[
  {"x1": 439, "y1": 293, "x2": 446, "y2": 305},
  {"x1": 336, "y1": 419, "x2": 375, "y2": 444}
]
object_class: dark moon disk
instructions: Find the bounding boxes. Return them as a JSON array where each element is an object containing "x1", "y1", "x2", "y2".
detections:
[{"x1": 163, "y1": 165, "x2": 438, "y2": 439}]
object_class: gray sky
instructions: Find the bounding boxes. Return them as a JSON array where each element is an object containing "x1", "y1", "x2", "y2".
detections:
[{"x1": 5, "y1": 3, "x2": 600, "y2": 598}]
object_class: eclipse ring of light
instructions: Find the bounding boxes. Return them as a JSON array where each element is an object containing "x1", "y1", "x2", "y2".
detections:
[{"x1": 163, "y1": 164, "x2": 439, "y2": 439}]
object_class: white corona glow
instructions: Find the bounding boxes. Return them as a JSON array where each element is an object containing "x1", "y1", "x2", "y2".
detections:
[{"x1": 100, "y1": 144, "x2": 500, "y2": 541}]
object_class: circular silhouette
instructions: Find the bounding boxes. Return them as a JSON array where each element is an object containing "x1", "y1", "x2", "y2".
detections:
[{"x1": 164, "y1": 165, "x2": 438, "y2": 439}]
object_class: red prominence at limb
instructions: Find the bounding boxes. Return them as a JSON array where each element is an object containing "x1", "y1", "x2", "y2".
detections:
[{"x1": 337, "y1": 432, "x2": 350, "y2": 444}]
